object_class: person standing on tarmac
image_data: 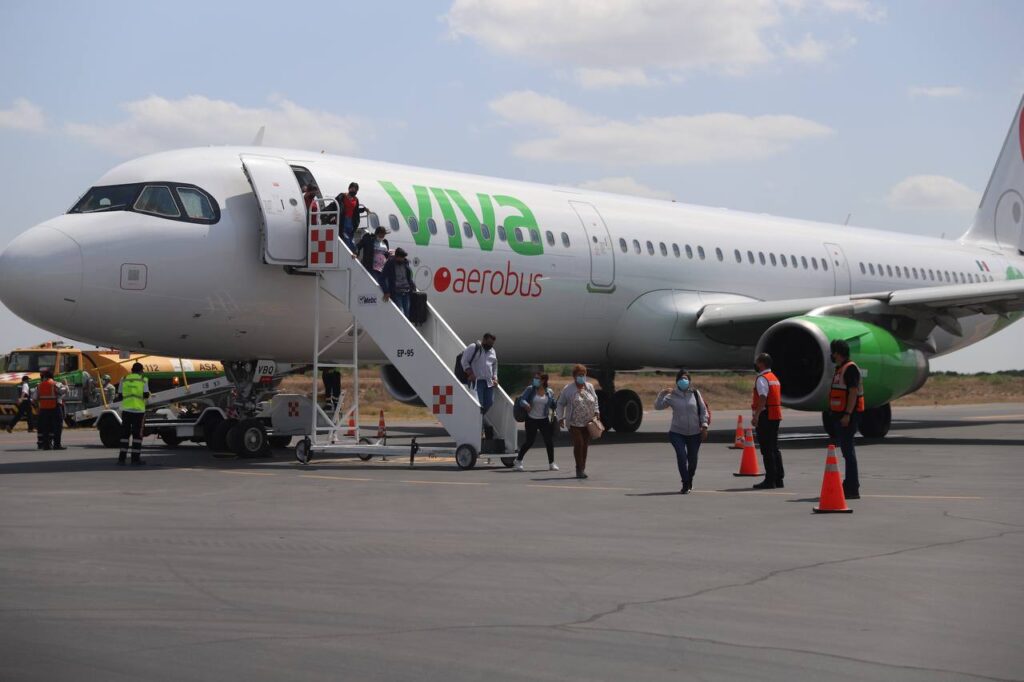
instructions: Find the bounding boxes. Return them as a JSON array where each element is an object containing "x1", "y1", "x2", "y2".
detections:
[
  {"x1": 512, "y1": 372, "x2": 558, "y2": 472},
  {"x1": 828, "y1": 339, "x2": 864, "y2": 499},
  {"x1": 655, "y1": 369, "x2": 709, "y2": 494},
  {"x1": 52, "y1": 378, "x2": 68, "y2": 450},
  {"x1": 752, "y1": 353, "x2": 784, "y2": 489},
  {"x1": 7, "y1": 375, "x2": 35, "y2": 433},
  {"x1": 556, "y1": 365, "x2": 600, "y2": 480},
  {"x1": 116, "y1": 362, "x2": 150, "y2": 466},
  {"x1": 33, "y1": 368, "x2": 62, "y2": 450}
]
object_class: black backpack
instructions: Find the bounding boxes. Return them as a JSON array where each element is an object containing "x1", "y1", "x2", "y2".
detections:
[{"x1": 453, "y1": 343, "x2": 481, "y2": 383}]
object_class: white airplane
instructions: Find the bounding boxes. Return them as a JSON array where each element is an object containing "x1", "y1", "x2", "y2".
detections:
[{"x1": 2, "y1": 97, "x2": 1023, "y2": 439}]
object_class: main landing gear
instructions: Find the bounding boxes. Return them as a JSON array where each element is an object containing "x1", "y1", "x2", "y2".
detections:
[
  {"x1": 205, "y1": 360, "x2": 274, "y2": 458},
  {"x1": 590, "y1": 369, "x2": 643, "y2": 433}
]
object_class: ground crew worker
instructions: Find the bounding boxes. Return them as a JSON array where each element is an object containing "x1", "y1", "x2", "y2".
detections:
[
  {"x1": 7, "y1": 375, "x2": 35, "y2": 433},
  {"x1": 116, "y1": 362, "x2": 150, "y2": 466},
  {"x1": 34, "y1": 368, "x2": 61, "y2": 450},
  {"x1": 828, "y1": 339, "x2": 863, "y2": 499},
  {"x1": 101, "y1": 374, "x2": 116, "y2": 405},
  {"x1": 52, "y1": 378, "x2": 67, "y2": 449},
  {"x1": 751, "y1": 352, "x2": 784, "y2": 489}
]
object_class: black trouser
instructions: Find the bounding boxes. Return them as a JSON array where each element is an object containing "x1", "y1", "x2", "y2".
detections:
[
  {"x1": 36, "y1": 408, "x2": 59, "y2": 449},
  {"x1": 755, "y1": 416, "x2": 784, "y2": 484},
  {"x1": 322, "y1": 370, "x2": 342, "y2": 408},
  {"x1": 119, "y1": 411, "x2": 145, "y2": 462},
  {"x1": 10, "y1": 399, "x2": 35, "y2": 431},
  {"x1": 517, "y1": 417, "x2": 555, "y2": 464},
  {"x1": 829, "y1": 412, "x2": 860, "y2": 493},
  {"x1": 53, "y1": 405, "x2": 64, "y2": 447}
]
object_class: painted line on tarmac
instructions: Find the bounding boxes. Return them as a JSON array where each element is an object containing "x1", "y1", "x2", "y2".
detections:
[
  {"x1": 961, "y1": 413, "x2": 1024, "y2": 421},
  {"x1": 696, "y1": 489, "x2": 792, "y2": 496},
  {"x1": 300, "y1": 474, "x2": 375, "y2": 482},
  {"x1": 400, "y1": 479, "x2": 489, "y2": 486},
  {"x1": 218, "y1": 470, "x2": 277, "y2": 477},
  {"x1": 859, "y1": 493, "x2": 984, "y2": 500},
  {"x1": 528, "y1": 484, "x2": 635, "y2": 492}
]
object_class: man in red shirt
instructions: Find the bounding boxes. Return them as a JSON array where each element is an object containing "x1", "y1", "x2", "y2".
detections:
[{"x1": 336, "y1": 182, "x2": 366, "y2": 251}]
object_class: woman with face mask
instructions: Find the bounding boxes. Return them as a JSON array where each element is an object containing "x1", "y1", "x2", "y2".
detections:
[
  {"x1": 555, "y1": 365, "x2": 600, "y2": 479},
  {"x1": 512, "y1": 372, "x2": 558, "y2": 472},
  {"x1": 655, "y1": 369, "x2": 709, "y2": 494}
]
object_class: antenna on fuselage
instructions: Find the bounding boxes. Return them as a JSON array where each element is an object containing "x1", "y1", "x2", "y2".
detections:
[
  {"x1": 251, "y1": 126, "x2": 266, "y2": 146},
  {"x1": 844, "y1": 213, "x2": 852, "y2": 226}
]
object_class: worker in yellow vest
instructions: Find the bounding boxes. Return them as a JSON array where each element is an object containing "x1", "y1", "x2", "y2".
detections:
[
  {"x1": 828, "y1": 339, "x2": 864, "y2": 499},
  {"x1": 751, "y1": 352, "x2": 784, "y2": 489},
  {"x1": 116, "y1": 362, "x2": 150, "y2": 466}
]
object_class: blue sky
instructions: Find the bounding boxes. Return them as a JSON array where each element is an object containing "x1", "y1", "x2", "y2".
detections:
[{"x1": 1, "y1": 0, "x2": 1022, "y2": 371}]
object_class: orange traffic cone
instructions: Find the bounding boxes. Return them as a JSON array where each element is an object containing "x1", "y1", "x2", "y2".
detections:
[
  {"x1": 813, "y1": 445, "x2": 853, "y2": 514},
  {"x1": 733, "y1": 428, "x2": 762, "y2": 476},
  {"x1": 729, "y1": 415, "x2": 745, "y2": 449},
  {"x1": 345, "y1": 416, "x2": 356, "y2": 437},
  {"x1": 376, "y1": 409, "x2": 387, "y2": 440}
]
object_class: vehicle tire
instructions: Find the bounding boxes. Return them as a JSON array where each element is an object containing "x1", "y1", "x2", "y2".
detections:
[
  {"x1": 160, "y1": 432, "x2": 182, "y2": 448},
  {"x1": 501, "y1": 457, "x2": 516, "y2": 468},
  {"x1": 455, "y1": 444, "x2": 478, "y2": 470},
  {"x1": 201, "y1": 412, "x2": 224, "y2": 449},
  {"x1": 268, "y1": 435, "x2": 292, "y2": 449},
  {"x1": 208, "y1": 418, "x2": 236, "y2": 453},
  {"x1": 234, "y1": 419, "x2": 269, "y2": 457},
  {"x1": 295, "y1": 437, "x2": 312, "y2": 465},
  {"x1": 859, "y1": 403, "x2": 892, "y2": 439},
  {"x1": 99, "y1": 417, "x2": 121, "y2": 448},
  {"x1": 612, "y1": 389, "x2": 643, "y2": 433},
  {"x1": 821, "y1": 412, "x2": 838, "y2": 440}
]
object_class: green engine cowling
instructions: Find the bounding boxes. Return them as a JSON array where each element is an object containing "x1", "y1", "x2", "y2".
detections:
[{"x1": 755, "y1": 316, "x2": 929, "y2": 411}]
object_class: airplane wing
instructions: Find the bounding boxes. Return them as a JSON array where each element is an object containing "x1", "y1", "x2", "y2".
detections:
[{"x1": 696, "y1": 280, "x2": 1024, "y2": 348}]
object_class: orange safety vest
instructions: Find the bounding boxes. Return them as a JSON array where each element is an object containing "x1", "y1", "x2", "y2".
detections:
[
  {"x1": 751, "y1": 370, "x2": 783, "y2": 421},
  {"x1": 830, "y1": 361, "x2": 865, "y2": 413},
  {"x1": 37, "y1": 379, "x2": 58, "y2": 410}
]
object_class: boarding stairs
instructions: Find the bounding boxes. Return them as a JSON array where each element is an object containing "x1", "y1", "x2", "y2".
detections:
[{"x1": 296, "y1": 200, "x2": 518, "y2": 468}]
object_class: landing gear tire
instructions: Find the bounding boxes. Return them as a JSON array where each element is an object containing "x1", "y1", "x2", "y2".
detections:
[
  {"x1": 821, "y1": 412, "x2": 837, "y2": 440},
  {"x1": 202, "y1": 413, "x2": 224, "y2": 450},
  {"x1": 234, "y1": 419, "x2": 270, "y2": 457},
  {"x1": 295, "y1": 437, "x2": 312, "y2": 465},
  {"x1": 501, "y1": 457, "x2": 516, "y2": 468},
  {"x1": 99, "y1": 418, "x2": 121, "y2": 448},
  {"x1": 209, "y1": 418, "x2": 237, "y2": 453},
  {"x1": 160, "y1": 433, "x2": 182, "y2": 448},
  {"x1": 268, "y1": 435, "x2": 292, "y2": 449},
  {"x1": 455, "y1": 444, "x2": 478, "y2": 470},
  {"x1": 611, "y1": 389, "x2": 643, "y2": 433},
  {"x1": 859, "y1": 403, "x2": 892, "y2": 439}
]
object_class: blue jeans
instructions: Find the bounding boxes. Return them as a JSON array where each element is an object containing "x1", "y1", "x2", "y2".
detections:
[
  {"x1": 669, "y1": 432, "x2": 701, "y2": 484},
  {"x1": 341, "y1": 216, "x2": 355, "y2": 251},
  {"x1": 830, "y1": 412, "x2": 861, "y2": 492},
  {"x1": 392, "y1": 292, "x2": 411, "y2": 319},
  {"x1": 475, "y1": 380, "x2": 494, "y2": 414}
]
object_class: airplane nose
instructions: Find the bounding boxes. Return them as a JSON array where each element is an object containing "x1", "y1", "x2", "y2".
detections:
[{"x1": 0, "y1": 226, "x2": 83, "y2": 326}]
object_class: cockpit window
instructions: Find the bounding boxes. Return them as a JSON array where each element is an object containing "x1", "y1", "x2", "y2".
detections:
[
  {"x1": 69, "y1": 182, "x2": 220, "y2": 224},
  {"x1": 177, "y1": 187, "x2": 215, "y2": 220},
  {"x1": 71, "y1": 184, "x2": 140, "y2": 213},
  {"x1": 134, "y1": 186, "x2": 180, "y2": 217}
]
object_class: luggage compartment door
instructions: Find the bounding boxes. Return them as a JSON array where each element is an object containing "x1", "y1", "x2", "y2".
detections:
[{"x1": 240, "y1": 154, "x2": 308, "y2": 266}]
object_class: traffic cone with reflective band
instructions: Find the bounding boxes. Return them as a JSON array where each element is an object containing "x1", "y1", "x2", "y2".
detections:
[
  {"x1": 813, "y1": 445, "x2": 853, "y2": 514},
  {"x1": 730, "y1": 415, "x2": 745, "y2": 449},
  {"x1": 732, "y1": 428, "x2": 762, "y2": 476},
  {"x1": 345, "y1": 416, "x2": 356, "y2": 437},
  {"x1": 376, "y1": 409, "x2": 387, "y2": 440}
]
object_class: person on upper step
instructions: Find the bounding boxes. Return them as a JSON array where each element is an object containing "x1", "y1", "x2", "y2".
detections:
[
  {"x1": 336, "y1": 182, "x2": 368, "y2": 251},
  {"x1": 355, "y1": 225, "x2": 390, "y2": 284},
  {"x1": 380, "y1": 248, "x2": 416, "y2": 320}
]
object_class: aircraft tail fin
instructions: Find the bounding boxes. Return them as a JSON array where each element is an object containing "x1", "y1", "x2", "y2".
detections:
[
  {"x1": 251, "y1": 126, "x2": 266, "y2": 146},
  {"x1": 962, "y1": 94, "x2": 1024, "y2": 253}
]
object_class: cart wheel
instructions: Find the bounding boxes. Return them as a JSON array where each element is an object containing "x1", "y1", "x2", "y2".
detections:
[
  {"x1": 235, "y1": 419, "x2": 270, "y2": 458},
  {"x1": 455, "y1": 444, "x2": 478, "y2": 470},
  {"x1": 160, "y1": 433, "x2": 183, "y2": 448},
  {"x1": 295, "y1": 437, "x2": 312, "y2": 465},
  {"x1": 501, "y1": 457, "x2": 516, "y2": 468},
  {"x1": 356, "y1": 437, "x2": 374, "y2": 461}
]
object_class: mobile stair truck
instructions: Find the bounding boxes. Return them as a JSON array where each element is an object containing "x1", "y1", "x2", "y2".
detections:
[{"x1": 241, "y1": 154, "x2": 518, "y2": 468}]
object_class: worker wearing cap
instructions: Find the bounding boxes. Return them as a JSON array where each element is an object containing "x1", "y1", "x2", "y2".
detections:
[
  {"x1": 6, "y1": 375, "x2": 35, "y2": 433},
  {"x1": 101, "y1": 374, "x2": 116, "y2": 405},
  {"x1": 33, "y1": 368, "x2": 62, "y2": 450},
  {"x1": 116, "y1": 362, "x2": 150, "y2": 466}
]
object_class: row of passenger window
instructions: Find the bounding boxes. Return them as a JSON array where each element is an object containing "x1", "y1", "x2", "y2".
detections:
[
  {"x1": 617, "y1": 238, "x2": 832, "y2": 272},
  {"x1": 858, "y1": 261, "x2": 992, "y2": 284},
  {"x1": 382, "y1": 214, "x2": 572, "y2": 248}
]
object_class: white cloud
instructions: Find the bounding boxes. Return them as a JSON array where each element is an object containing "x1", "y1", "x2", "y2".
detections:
[
  {"x1": 489, "y1": 90, "x2": 833, "y2": 165},
  {"x1": 782, "y1": 34, "x2": 831, "y2": 63},
  {"x1": 909, "y1": 86, "x2": 966, "y2": 98},
  {"x1": 886, "y1": 175, "x2": 980, "y2": 210},
  {"x1": 446, "y1": 0, "x2": 880, "y2": 87},
  {"x1": 577, "y1": 176, "x2": 673, "y2": 200},
  {"x1": 0, "y1": 98, "x2": 46, "y2": 132},
  {"x1": 64, "y1": 95, "x2": 364, "y2": 156}
]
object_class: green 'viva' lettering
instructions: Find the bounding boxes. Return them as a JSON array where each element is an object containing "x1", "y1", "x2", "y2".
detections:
[{"x1": 379, "y1": 181, "x2": 432, "y2": 247}]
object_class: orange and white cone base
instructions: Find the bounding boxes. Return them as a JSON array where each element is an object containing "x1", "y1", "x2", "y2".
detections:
[
  {"x1": 729, "y1": 415, "x2": 745, "y2": 449},
  {"x1": 376, "y1": 409, "x2": 387, "y2": 439},
  {"x1": 345, "y1": 416, "x2": 356, "y2": 437},
  {"x1": 733, "y1": 427, "x2": 763, "y2": 476},
  {"x1": 813, "y1": 444, "x2": 853, "y2": 514}
]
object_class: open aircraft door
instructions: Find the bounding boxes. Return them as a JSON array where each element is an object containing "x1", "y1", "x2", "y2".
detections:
[
  {"x1": 241, "y1": 154, "x2": 308, "y2": 266},
  {"x1": 570, "y1": 201, "x2": 615, "y2": 292}
]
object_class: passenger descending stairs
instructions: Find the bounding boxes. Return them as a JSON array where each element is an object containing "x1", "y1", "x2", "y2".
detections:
[{"x1": 305, "y1": 227, "x2": 518, "y2": 464}]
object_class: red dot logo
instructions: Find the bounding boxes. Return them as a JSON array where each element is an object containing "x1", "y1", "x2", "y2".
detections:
[{"x1": 433, "y1": 267, "x2": 452, "y2": 292}]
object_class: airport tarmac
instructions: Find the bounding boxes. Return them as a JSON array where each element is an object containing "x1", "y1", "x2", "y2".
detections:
[{"x1": 0, "y1": 403, "x2": 1022, "y2": 681}]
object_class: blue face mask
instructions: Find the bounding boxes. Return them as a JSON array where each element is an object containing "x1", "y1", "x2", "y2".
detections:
[
  {"x1": 532, "y1": 378, "x2": 541, "y2": 388},
  {"x1": 575, "y1": 375, "x2": 586, "y2": 385},
  {"x1": 677, "y1": 378, "x2": 690, "y2": 390}
]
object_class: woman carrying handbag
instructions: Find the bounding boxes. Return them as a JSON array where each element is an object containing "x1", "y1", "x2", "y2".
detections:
[{"x1": 556, "y1": 364, "x2": 601, "y2": 479}]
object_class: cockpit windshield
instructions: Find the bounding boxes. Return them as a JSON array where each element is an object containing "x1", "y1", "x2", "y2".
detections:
[
  {"x1": 68, "y1": 182, "x2": 220, "y2": 224},
  {"x1": 6, "y1": 352, "x2": 57, "y2": 373}
]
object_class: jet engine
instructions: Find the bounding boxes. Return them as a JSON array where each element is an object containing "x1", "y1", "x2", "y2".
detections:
[
  {"x1": 379, "y1": 364, "x2": 424, "y2": 406},
  {"x1": 755, "y1": 316, "x2": 929, "y2": 412}
]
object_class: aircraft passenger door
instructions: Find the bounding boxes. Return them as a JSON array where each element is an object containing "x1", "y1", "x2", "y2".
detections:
[
  {"x1": 240, "y1": 154, "x2": 308, "y2": 266},
  {"x1": 570, "y1": 201, "x2": 616, "y2": 292},
  {"x1": 824, "y1": 242, "x2": 851, "y2": 295}
]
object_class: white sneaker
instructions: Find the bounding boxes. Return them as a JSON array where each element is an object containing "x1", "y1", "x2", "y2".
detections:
[
  {"x1": 513, "y1": 460, "x2": 525, "y2": 471},
  {"x1": 549, "y1": 462, "x2": 560, "y2": 471}
]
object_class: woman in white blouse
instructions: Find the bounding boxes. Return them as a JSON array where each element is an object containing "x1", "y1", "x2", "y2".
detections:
[{"x1": 556, "y1": 364, "x2": 600, "y2": 479}]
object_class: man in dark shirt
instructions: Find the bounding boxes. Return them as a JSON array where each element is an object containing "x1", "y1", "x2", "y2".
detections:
[{"x1": 828, "y1": 339, "x2": 863, "y2": 499}]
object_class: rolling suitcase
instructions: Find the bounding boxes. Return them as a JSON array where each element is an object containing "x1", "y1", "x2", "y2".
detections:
[{"x1": 409, "y1": 291, "x2": 429, "y2": 325}]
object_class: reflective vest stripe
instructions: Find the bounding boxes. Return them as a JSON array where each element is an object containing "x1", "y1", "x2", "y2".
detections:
[
  {"x1": 829, "y1": 361, "x2": 865, "y2": 413},
  {"x1": 751, "y1": 371, "x2": 783, "y2": 421}
]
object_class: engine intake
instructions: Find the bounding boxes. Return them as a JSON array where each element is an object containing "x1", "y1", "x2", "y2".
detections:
[{"x1": 379, "y1": 364, "x2": 424, "y2": 406}]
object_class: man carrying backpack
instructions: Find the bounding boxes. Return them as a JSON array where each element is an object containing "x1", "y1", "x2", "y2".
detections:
[{"x1": 459, "y1": 334, "x2": 498, "y2": 437}]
